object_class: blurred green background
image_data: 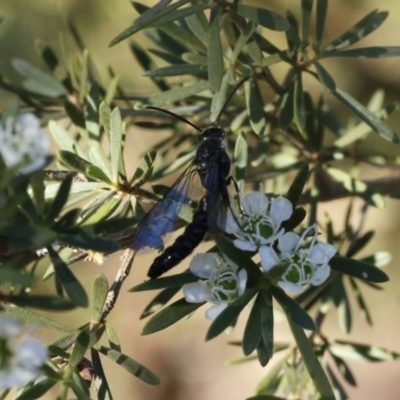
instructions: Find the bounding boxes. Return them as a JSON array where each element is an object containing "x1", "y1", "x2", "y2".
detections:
[{"x1": 1, "y1": 0, "x2": 400, "y2": 399}]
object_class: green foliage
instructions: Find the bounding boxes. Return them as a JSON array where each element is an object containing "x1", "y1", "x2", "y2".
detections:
[{"x1": 0, "y1": 0, "x2": 399, "y2": 399}]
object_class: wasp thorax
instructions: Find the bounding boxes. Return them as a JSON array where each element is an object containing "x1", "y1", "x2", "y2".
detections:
[{"x1": 199, "y1": 126, "x2": 225, "y2": 142}]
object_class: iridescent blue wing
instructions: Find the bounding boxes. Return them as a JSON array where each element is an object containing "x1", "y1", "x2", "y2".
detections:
[{"x1": 131, "y1": 162, "x2": 198, "y2": 252}]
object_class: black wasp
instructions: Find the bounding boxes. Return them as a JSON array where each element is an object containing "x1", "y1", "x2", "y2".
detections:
[{"x1": 131, "y1": 77, "x2": 249, "y2": 279}]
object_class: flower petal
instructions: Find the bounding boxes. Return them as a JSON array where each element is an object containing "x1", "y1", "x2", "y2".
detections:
[
  {"x1": 183, "y1": 282, "x2": 211, "y2": 303},
  {"x1": 278, "y1": 231, "x2": 300, "y2": 253},
  {"x1": 243, "y1": 191, "x2": 269, "y2": 215},
  {"x1": 310, "y1": 264, "x2": 331, "y2": 285},
  {"x1": 270, "y1": 197, "x2": 292, "y2": 226},
  {"x1": 277, "y1": 280, "x2": 303, "y2": 293},
  {"x1": 309, "y1": 243, "x2": 336, "y2": 265},
  {"x1": 233, "y1": 239, "x2": 257, "y2": 252},
  {"x1": 17, "y1": 337, "x2": 48, "y2": 368},
  {"x1": 237, "y1": 269, "x2": 248, "y2": 296},
  {"x1": 205, "y1": 303, "x2": 228, "y2": 321},
  {"x1": 259, "y1": 245, "x2": 279, "y2": 272},
  {"x1": 224, "y1": 213, "x2": 239, "y2": 234},
  {"x1": 189, "y1": 253, "x2": 218, "y2": 279}
]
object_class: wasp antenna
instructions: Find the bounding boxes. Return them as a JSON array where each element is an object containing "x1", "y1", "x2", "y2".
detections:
[
  {"x1": 215, "y1": 76, "x2": 252, "y2": 124},
  {"x1": 146, "y1": 106, "x2": 202, "y2": 132}
]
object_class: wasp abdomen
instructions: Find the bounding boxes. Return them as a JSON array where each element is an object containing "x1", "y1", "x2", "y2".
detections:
[{"x1": 147, "y1": 196, "x2": 210, "y2": 279}]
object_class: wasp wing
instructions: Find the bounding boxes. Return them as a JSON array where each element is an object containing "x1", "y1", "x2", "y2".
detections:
[
  {"x1": 202, "y1": 153, "x2": 230, "y2": 235},
  {"x1": 131, "y1": 162, "x2": 199, "y2": 252}
]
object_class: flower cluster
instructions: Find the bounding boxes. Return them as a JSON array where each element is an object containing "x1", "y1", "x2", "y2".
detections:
[
  {"x1": 260, "y1": 228, "x2": 336, "y2": 293},
  {"x1": 0, "y1": 316, "x2": 48, "y2": 390},
  {"x1": 183, "y1": 253, "x2": 247, "y2": 320},
  {"x1": 0, "y1": 113, "x2": 49, "y2": 174},
  {"x1": 182, "y1": 191, "x2": 336, "y2": 319}
]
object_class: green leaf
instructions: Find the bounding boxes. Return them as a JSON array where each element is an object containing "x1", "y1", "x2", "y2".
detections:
[
  {"x1": 142, "y1": 297, "x2": 204, "y2": 334},
  {"x1": 79, "y1": 195, "x2": 121, "y2": 225},
  {"x1": 333, "y1": 88, "x2": 399, "y2": 143},
  {"x1": 144, "y1": 63, "x2": 207, "y2": 77},
  {"x1": 110, "y1": 0, "x2": 191, "y2": 46},
  {"x1": 331, "y1": 340, "x2": 400, "y2": 362},
  {"x1": 12, "y1": 58, "x2": 67, "y2": 98},
  {"x1": 0, "y1": 267, "x2": 33, "y2": 286},
  {"x1": 208, "y1": 6, "x2": 224, "y2": 92},
  {"x1": 215, "y1": 235, "x2": 263, "y2": 283},
  {"x1": 83, "y1": 217, "x2": 138, "y2": 235},
  {"x1": 97, "y1": 346, "x2": 161, "y2": 385},
  {"x1": 327, "y1": 167, "x2": 385, "y2": 207},
  {"x1": 301, "y1": 0, "x2": 313, "y2": 43},
  {"x1": 130, "y1": 272, "x2": 197, "y2": 292},
  {"x1": 64, "y1": 98, "x2": 86, "y2": 128},
  {"x1": 232, "y1": 4, "x2": 289, "y2": 31},
  {"x1": 234, "y1": 133, "x2": 248, "y2": 182},
  {"x1": 48, "y1": 247, "x2": 88, "y2": 307},
  {"x1": 6, "y1": 294, "x2": 77, "y2": 311},
  {"x1": 348, "y1": 277, "x2": 372, "y2": 325},
  {"x1": 110, "y1": 107, "x2": 123, "y2": 183},
  {"x1": 130, "y1": 41, "x2": 167, "y2": 92},
  {"x1": 14, "y1": 379, "x2": 57, "y2": 400},
  {"x1": 286, "y1": 162, "x2": 309, "y2": 208},
  {"x1": 245, "y1": 79, "x2": 266, "y2": 135},
  {"x1": 131, "y1": 150, "x2": 156, "y2": 188},
  {"x1": 58, "y1": 232, "x2": 119, "y2": 252},
  {"x1": 91, "y1": 349, "x2": 114, "y2": 400},
  {"x1": 209, "y1": 70, "x2": 232, "y2": 122},
  {"x1": 346, "y1": 230, "x2": 374, "y2": 258},
  {"x1": 285, "y1": 11, "x2": 301, "y2": 53},
  {"x1": 288, "y1": 320, "x2": 335, "y2": 400},
  {"x1": 323, "y1": 10, "x2": 388, "y2": 52},
  {"x1": 140, "y1": 286, "x2": 182, "y2": 319},
  {"x1": 330, "y1": 256, "x2": 389, "y2": 283},
  {"x1": 157, "y1": 22, "x2": 207, "y2": 54},
  {"x1": 206, "y1": 287, "x2": 258, "y2": 341},
  {"x1": 256, "y1": 338, "x2": 271, "y2": 367},
  {"x1": 58, "y1": 150, "x2": 92, "y2": 174},
  {"x1": 135, "y1": 80, "x2": 209, "y2": 108},
  {"x1": 30, "y1": 172, "x2": 45, "y2": 215},
  {"x1": 185, "y1": 7, "x2": 208, "y2": 44},
  {"x1": 279, "y1": 81, "x2": 295, "y2": 129},
  {"x1": 86, "y1": 165, "x2": 114, "y2": 185},
  {"x1": 260, "y1": 290, "x2": 274, "y2": 364},
  {"x1": 49, "y1": 120, "x2": 83, "y2": 155},
  {"x1": 91, "y1": 274, "x2": 109, "y2": 321},
  {"x1": 85, "y1": 82, "x2": 100, "y2": 143},
  {"x1": 150, "y1": 3, "x2": 209, "y2": 30},
  {"x1": 52, "y1": 208, "x2": 81, "y2": 231},
  {"x1": 242, "y1": 292, "x2": 264, "y2": 356},
  {"x1": 330, "y1": 353, "x2": 357, "y2": 386},
  {"x1": 270, "y1": 286, "x2": 316, "y2": 331},
  {"x1": 3, "y1": 304, "x2": 74, "y2": 331},
  {"x1": 88, "y1": 147, "x2": 113, "y2": 180},
  {"x1": 314, "y1": 62, "x2": 336, "y2": 92},
  {"x1": 293, "y1": 74, "x2": 306, "y2": 133},
  {"x1": 335, "y1": 278, "x2": 351, "y2": 333},
  {"x1": 69, "y1": 328, "x2": 91, "y2": 367},
  {"x1": 322, "y1": 46, "x2": 400, "y2": 59},
  {"x1": 46, "y1": 173, "x2": 74, "y2": 222},
  {"x1": 105, "y1": 323, "x2": 121, "y2": 351},
  {"x1": 315, "y1": 0, "x2": 328, "y2": 47}
]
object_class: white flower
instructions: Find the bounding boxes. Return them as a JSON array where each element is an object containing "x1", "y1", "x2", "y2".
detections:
[
  {"x1": 0, "y1": 113, "x2": 50, "y2": 174},
  {"x1": 260, "y1": 225, "x2": 336, "y2": 293},
  {"x1": 183, "y1": 253, "x2": 248, "y2": 321},
  {"x1": 225, "y1": 192, "x2": 293, "y2": 252},
  {"x1": 0, "y1": 316, "x2": 48, "y2": 390}
]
